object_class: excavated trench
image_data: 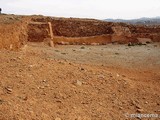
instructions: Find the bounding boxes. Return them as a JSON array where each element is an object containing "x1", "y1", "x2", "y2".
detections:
[
  {"x1": 1, "y1": 15, "x2": 160, "y2": 50},
  {"x1": 27, "y1": 17, "x2": 160, "y2": 45},
  {"x1": 27, "y1": 18, "x2": 114, "y2": 45}
]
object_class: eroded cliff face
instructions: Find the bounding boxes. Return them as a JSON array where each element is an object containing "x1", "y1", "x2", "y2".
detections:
[
  {"x1": 0, "y1": 15, "x2": 160, "y2": 50},
  {"x1": 129, "y1": 25, "x2": 160, "y2": 42},
  {"x1": 0, "y1": 15, "x2": 28, "y2": 50},
  {"x1": 29, "y1": 16, "x2": 160, "y2": 44},
  {"x1": 27, "y1": 22, "x2": 50, "y2": 42},
  {"x1": 31, "y1": 17, "x2": 114, "y2": 37}
]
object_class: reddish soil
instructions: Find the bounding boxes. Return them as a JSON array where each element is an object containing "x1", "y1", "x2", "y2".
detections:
[
  {"x1": 1, "y1": 14, "x2": 160, "y2": 49},
  {"x1": 0, "y1": 14, "x2": 160, "y2": 120},
  {"x1": 0, "y1": 42, "x2": 160, "y2": 120},
  {"x1": 0, "y1": 15, "x2": 28, "y2": 50},
  {"x1": 29, "y1": 16, "x2": 160, "y2": 44}
]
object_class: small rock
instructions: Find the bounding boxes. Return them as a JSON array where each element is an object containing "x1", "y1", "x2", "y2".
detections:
[
  {"x1": 80, "y1": 68, "x2": 85, "y2": 71},
  {"x1": 116, "y1": 74, "x2": 120, "y2": 77},
  {"x1": 38, "y1": 86, "x2": 45, "y2": 89},
  {"x1": 19, "y1": 69, "x2": 23, "y2": 72},
  {"x1": 119, "y1": 106, "x2": 123, "y2": 110},
  {"x1": 23, "y1": 96, "x2": 28, "y2": 101},
  {"x1": 15, "y1": 74, "x2": 21, "y2": 78},
  {"x1": 58, "y1": 61, "x2": 65, "y2": 64},
  {"x1": 131, "y1": 100, "x2": 137, "y2": 106},
  {"x1": 135, "y1": 104, "x2": 141, "y2": 109},
  {"x1": 17, "y1": 56, "x2": 22, "y2": 60},
  {"x1": 55, "y1": 117, "x2": 61, "y2": 120},
  {"x1": 42, "y1": 93, "x2": 46, "y2": 95},
  {"x1": 61, "y1": 52, "x2": 67, "y2": 55},
  {"x1": 137, "y1": 108, "x2": 144, "y2": 113},
  {"x1": 99, "y1": 102, "x2": 103, "y2": 106},
  {"x1": 80, "y1": 46, "x2": 85, "y2": 49},
  {"x1": 42, "y1": 80, "x2": 47, "y2": 82},
  {"x1": 145, "y1": 101, "x2": 148, "y2": 104},
  {"x1": 5, "y1": 87, "x2": 13, "y2": 94},
  {"x1": 10, "y1": 44, "x2": 13, "y2": 50},
  {"x1": 76, "y1": 80, "x2": 82, "y2": 86},
  {"x1": 29, "y1": 65, "x2": 34, "y2": 68},
  {"x1": 115, "y1": 53, "x2": 119, "y2": 55}
]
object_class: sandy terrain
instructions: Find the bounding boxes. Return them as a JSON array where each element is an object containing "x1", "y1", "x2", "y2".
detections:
[{"x1": 0, "y1": 43, "x2": 160, "y2": 120}]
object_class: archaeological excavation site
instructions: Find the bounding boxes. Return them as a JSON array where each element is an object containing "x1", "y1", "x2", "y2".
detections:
[
  {"x1": 1, "y1": 14, "x2": 160, "y2": 49},
  {"x1": 0, "y1": 14, "x2": 160, "y2": 120}
]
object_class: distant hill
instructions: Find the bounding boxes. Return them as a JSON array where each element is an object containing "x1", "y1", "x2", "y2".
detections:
[{"x1": 104, "y1": 17, "x2": 160, "y2": 25}]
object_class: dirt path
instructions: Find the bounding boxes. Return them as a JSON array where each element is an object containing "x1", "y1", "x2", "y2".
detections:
[{"x1": 0, "y1": 43, "x2": 160, "y2": 120}]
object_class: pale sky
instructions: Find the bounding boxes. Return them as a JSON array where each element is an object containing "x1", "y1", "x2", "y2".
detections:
[{"x1": 0, "y1": 0, "x2": 160, "y2": 19}]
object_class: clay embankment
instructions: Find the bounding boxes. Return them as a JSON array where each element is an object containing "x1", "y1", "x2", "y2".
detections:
[
  {"x1": 29, "y1": 17, "x2": 160, "y2": 44},
  {"x1": 27, "y1": 17, "x2": 114, "y2": 45},
  {"x1": 0, "y1": 15, "x2": 28, "y2": 50},
  {"x1": 27, "y1": 22, "x2": 50, "y2": 42},
  {"x1": 1, "y1": 15, "x2": 160, "y2": 50},
  {"x1": 128, "y1": 25, "x2": 160, "y2": 42}
]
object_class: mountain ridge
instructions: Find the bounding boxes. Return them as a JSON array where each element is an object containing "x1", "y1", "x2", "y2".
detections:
[{"x1": 104, "y1": 17, "x2": 160, "y2": 25}]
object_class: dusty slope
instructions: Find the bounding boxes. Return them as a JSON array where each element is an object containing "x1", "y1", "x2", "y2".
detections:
[{"x1": 0, "y1": 43, "x2": 160, "y2": 120}]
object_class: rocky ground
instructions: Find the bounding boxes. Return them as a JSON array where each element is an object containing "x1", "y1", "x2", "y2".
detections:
[{"x1": 0, "y1": 43, "x2": 160, "y2": 120}]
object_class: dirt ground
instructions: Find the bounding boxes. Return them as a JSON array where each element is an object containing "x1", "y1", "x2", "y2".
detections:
[{"x1": 0, "y1": 43, "x2": 160, "y2": 120}]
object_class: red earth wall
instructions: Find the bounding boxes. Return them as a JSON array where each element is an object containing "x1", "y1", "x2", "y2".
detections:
[{"x1": 0, "y1": 16, "x2": 28, "y2": 50}]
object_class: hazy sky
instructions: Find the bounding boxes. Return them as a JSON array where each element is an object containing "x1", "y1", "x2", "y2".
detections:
[{"x1": 0, "y1": 0, "x2": 160, "y2": 19}]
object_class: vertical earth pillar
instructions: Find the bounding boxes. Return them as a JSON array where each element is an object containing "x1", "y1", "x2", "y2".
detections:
[{"x1": 48, "y1": 22, "x2": 54, "y2": 47}]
